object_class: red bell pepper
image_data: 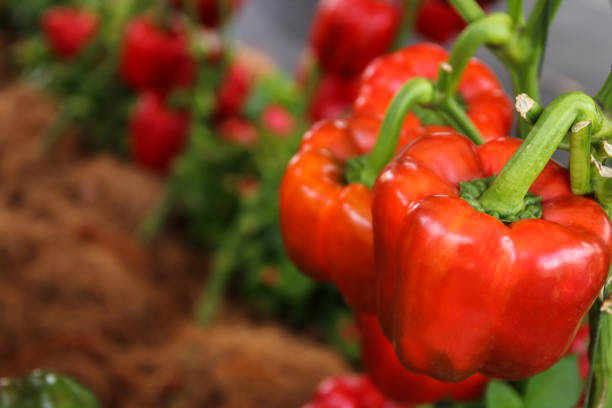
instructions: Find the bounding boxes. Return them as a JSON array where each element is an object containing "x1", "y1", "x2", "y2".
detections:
[
  {"x1": 218, "y1": 116, "x2": 258, "y2": 147},
  {"x1": 309, "y1": 0, "x2": 402, "y2": 78},
  {"x1": 304, "y1": 374, "x2": 408, "y2": 408},
  {"x1": 308, "y1": 74, "x2": 360, "y2": 122},
  {"x1": 41, "y1": 7, "x2": 99, "y2": 59},
  {"x1": 569, "y1": 325, "x2": 590, "y2": 381},
  {"x1": 358, "y1": 314, "x2": 488, "y2": 405},
  {"x1": 119, "y1": 16, "x2": 195, "y2": 91},
  {"x1": 215, "y1": 62, "x2": 252, "y2": 119},
  {"x1": 280, "y1": 43, "x2": 511, "y2": 312},
  {"x1": 354, "y1": 43, "x2": 512, "y2": 142},
  {"x1": 129, "y1": 92, "x2": 190, "y2": 172},
  {"x1": 415, "y1": 0, "x2": 497, "y2": 43},
  {"x1": 372, "y1": 131, "x2": 612, "y2": 381},
  {"x1": 262, "y1": 105, "x2": 295, "y2": 136}
]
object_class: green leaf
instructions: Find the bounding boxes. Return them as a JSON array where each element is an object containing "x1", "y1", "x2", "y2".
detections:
[
  {"x1": 523, "y1": 356, "x2": 581, "y2": 408},
  {"x1": 485, "y1": 381, "x2": 524, "y2": 408}
]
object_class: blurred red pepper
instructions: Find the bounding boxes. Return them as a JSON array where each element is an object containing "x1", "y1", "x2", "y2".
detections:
[
  {"x1": 358, "y1": 314, "x2": 488, "y2": 405},
  {"x1": 119, "y1": 16, "x2": 195, "y2": 91},
  {"x1": 372, "y1": 133, "x2": 612, "y2": 381},
  {"x1": 415, "y1": 0, "x2": 498, "y2": 43},
  {"x1": 309, "y1": 0, "x2": 402, "y2": 78},
  {"x1": 308, "y1": 74, "x2": 360, "y2": 122},
  {"x1": 303, "y1": 374, "x2": 408, "y2": 408},
  {"x1": 170, "y1": 0, "x2": 244, "y2": 28},
  {"x1": 41, "y1": 7, "x2": 99, "y2": 59},
  {"x1": 355, "y1": 43, "x2": 512, "y2": 142},
  {"x1": 129, "y1": 92, "x2": 190, "y2": 172},
  {"x1": 218, "y1": 116, "x2": 258, "y2": 147},
  {"x1": 262, "y1": 105, "x2": 295, "y2": 136},
  {"x1": 569, "y1": 325, "x2": 590, "y2": 380},
  {"x1": 280, "y1": 43, "x2": 511, "y2": 313},
  {"x1": 215, "y1": 62, "x2": 252, "y2": 119}
]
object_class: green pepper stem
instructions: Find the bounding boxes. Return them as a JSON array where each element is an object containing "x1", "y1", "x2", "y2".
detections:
[
  {"x1": 357, "y1": 78, "x2": 434, "y2": 188},
  {"x1": 438, "y1": 96, "x2": 484, "y2": 145},
  {"x1": 507, "y1": 0, "x2": 524, "y2": 25},
  {"x1": 569, "y1": 121, "x2": 593, "y2": 195},
  {"x1": 479, "y1": 92, "x2": 603, "y2": 217},
  {"x1": 438, "y1": 13, "x2": 513, "y2": 97},
  {"x1": 448, "y1": 0, "x2": 486, "y2": 23},
  {"x1": 515, "y1": 93, "x2": 543, "y2": 126},
  {"x1": 392, "y1": 0, "x2": 423, "y2": 50},
  {"x1": 595, "y1": 68, "x2": 612, "y2": 112}
]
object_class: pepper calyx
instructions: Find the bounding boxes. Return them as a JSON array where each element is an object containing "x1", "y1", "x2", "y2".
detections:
[{"x1": 460, "y1": 176, "x2": 543, "y2": 223}]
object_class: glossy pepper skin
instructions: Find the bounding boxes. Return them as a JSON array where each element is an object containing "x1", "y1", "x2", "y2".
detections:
[
  {"x1": 41, "y1": 7, "x2": 99, "y2": 59},
  {"x1": 355, "y1": 43, "x2": 512, "y2": 142},
  {"x1": 280, "y1": 43, "x2": 511, "y2": 312},
  {"x1": 358, "y1": 314, "x2": 488, "y2": 405},
  {"x1": 129, "y1": 92, "x2": 190, "y2": 172},
  {"x1": 372, "y1": 131, "x2": 612, "y2": 381},
  {"x1": 304, "y1": 374, "x2": 408, "y2": 408},
  {"x1": 119, "y1": 17, "x2": 195, "y2": 91},
  {"x1": 309, "y1": 0, "x2": 402, "y2": 78}
]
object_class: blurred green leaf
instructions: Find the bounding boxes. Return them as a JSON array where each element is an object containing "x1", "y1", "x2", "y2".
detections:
[
  {"x1": 485, "y1": 381, "x2": 524, "y2": 408},
  {"x1": 523, "y1": 356, "x2": 581, "y2": 408}
]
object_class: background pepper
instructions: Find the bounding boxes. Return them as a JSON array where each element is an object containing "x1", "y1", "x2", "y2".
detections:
[
  {"x1": 41, "y1": 6, "x2": 99, "y2": 59},
  {"x1": 309, "y1": 0, "x2": 402, "y2": 78},
  {"x1": 119, "y1": 16, "x2": 195, "y2": 92},
  {"x1": 372, "y1": 131, "x2": 612, "y2": 381}
]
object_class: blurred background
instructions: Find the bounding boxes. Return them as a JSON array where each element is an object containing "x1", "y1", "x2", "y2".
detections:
[{"x1": 0, "y1": 0, "x2": 609, "y2": 407}]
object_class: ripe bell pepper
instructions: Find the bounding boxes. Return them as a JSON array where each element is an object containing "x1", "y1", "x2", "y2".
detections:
[
  {"x1": 280, "y1": 43, "x2": 511, "y2": 312},
  {"x1": 372, "y1": 131, "x2": 612, "y2": 381},
  {"x1": 129, "y1": 92, "x2": 190, "y2": 172},
  {"x1": 415, "y1": 0, "x2": 498, "y2": 43},
  {"x1": 358, "y1": 314, "x2": 488, "y2": 405},
  {"x1": 119, "y1": 16, "x2": 195, "y2": 92},
  {"x1": 355, "y1": 43, "x2": 512, "y2": 142},
  {"x1": 309, "y1": 0, "x2": 402, "y2": 78},
  {"x1": 41, "y1": 7, "x2": 99, "y2": 59}
]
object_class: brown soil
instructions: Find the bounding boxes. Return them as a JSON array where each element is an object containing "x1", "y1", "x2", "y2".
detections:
[{"x1": 0, "y1": 82, "x2": 347, "y2": 407}]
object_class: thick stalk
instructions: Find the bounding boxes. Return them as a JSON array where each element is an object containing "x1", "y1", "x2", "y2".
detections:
[
  {"x1": 447, "y1": 0, "x2": 485, "y2": 23},
  {"x1": 569, "y1": 121, "x2": 593, "y2": 195},
  {"x1": 438, "y1": 97, "x2": 484, "y2": 145},
  {"x1": 479, "y1": 92, "x2": 603, "y2": 217},
  {"x1": 437, "y1": 13, "x2": 513, "y2": 96},
  {"x1": 353, "y1": 78, "x2": 434, "y2": 188},
  {"x1": 507, "y1": 0, "x2": 524, "y2": 25},
  {"x1": 585, "y1": 266, "x2": 612, "y2": 408},
  {"x1": 595, "y1": 69, "x2": 612, "y2": 112},
  {"x1": 392, "y1": 0, "x2": 423, "y2": 50}
]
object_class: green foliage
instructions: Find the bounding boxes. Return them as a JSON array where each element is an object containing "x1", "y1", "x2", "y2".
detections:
[
  {"x1": 0, "y1": 371, "x2": 101, "y2": 408},
  {"x1": 482, "y1": 357, "x2": 581, "y2": 408},
  {"x1": 485, "y1": 382, "x2": 523, "y2": 408}
]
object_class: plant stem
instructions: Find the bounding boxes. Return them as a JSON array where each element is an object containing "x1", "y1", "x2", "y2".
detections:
[
  {"x1": 479, "y1": 92, "x2": 602, "y2": 217},
  {"x1": 355, "y1": 78, "x2": 434, "y2": 188},
  {"x1": 569, "y1": 121, "x2": 593, "y2": 195},
  {"x1": 595, "y1": 68, "x2": 612, "y2": 112},
  {"x1": 447, "y1": 0, "x2": 486, "y2": 23},
  {"x1": 515, "y1": 93, "x2": 543, "y2": 125},
  {"x1": 507, "y1": 0, "x2": 524, "y2": 25},
  {"x1": 438, "y1": 96, "x2": 484, "y2": 145},
  {"x1": 392, "y1": 0, "x2": 423, "y2": 50},
  {"x1": 438, "y1": 13, "x2": 513, "y2": 96}
]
